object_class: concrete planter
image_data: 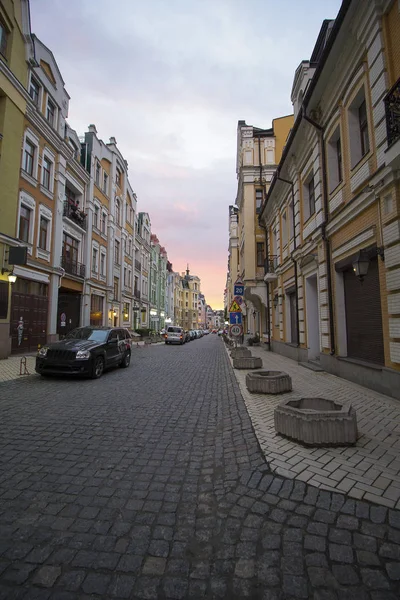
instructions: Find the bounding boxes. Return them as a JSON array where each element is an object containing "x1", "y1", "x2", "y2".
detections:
[
  {"x1": 233, "y1": 356, "x2": 263, "y2": 370},
  {"x1": 274, "y1": 397, "x2": 358, "y2": 446},
  {"x1": 246, "y1": 370, "x2": 292, "y2": 394},
  {"x1": 231, "y1": 347, "x2": 252, "y2": 359}
]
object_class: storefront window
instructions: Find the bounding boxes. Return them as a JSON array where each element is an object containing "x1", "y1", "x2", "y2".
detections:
[
  {"x1": 123, "y1": 302, "x2": 130, "y2": 321},
  {"x1": 90, "y1": 294, "x2": 103, "y2": 325}
]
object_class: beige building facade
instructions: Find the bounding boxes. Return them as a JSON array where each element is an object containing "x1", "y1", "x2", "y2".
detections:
[{"x1": 258, "y1": 0, "x2": 400, "y2": 397}]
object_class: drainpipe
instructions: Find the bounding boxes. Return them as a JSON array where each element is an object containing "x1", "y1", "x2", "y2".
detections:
[
  {"x1": 257, "y1": 134, "x2": 271, "y2": 351},
  {"x1": 275, "y1": 175, "x2": 300, "y2": 348},
  {"x1": 302, "y1": 109, "x2": 335, "y2": 355}
]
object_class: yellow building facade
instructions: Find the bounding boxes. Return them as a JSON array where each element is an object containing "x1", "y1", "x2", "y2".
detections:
[
  {"x1": 0, "y1": 0, "x2": 34, "y2": 357},
  {"x1": 259, "y1": 0, "x2": 400, "y2": 398},
  {"x1": 230, "y1": 115, "x2": 293, "y2": 340}
]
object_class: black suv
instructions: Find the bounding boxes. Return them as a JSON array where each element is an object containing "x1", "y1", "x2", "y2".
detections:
[{"x1": 35, "y1": 326, "x2": 131, "y2": 379}]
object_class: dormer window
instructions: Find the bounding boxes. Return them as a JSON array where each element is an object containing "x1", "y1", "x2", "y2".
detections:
[
  {"x1": 29, "y1": 77, "x2": 40, "y2": 106},
  {"x1": 46, "y1": 98, "x2": 55, "y2": 126}
]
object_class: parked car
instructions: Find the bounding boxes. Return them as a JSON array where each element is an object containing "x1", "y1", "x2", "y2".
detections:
[
  {"x1": 165, "y1": 326, "x2": 185, "y2": 345},
  {"x1": 35, "y1": 326, "x2": 132, "y2": 379},
  {"x1": 184, "y1": 330, "x2": 191, "y2": 343}
]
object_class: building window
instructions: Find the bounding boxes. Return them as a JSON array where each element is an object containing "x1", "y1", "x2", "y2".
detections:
[
  {"x1": 114, "y1": 240, "x2": 120, "y2": 264},
  {"x1": 256, "y1": 189, "x2": 263, "y2": 214},
  {"x1": 359, "y1": 100, "x2": 370, "y2": 157},
  {"x1": 116, "y1": 167, "x2": 122, "y2": 187},
  {"x1": 95, "y1": 162, "x2": 100, "y2": 185},
  {"x1": 62, "y1": 234, "x2": 79, "y2": 264},
  {"x1": 124, "y1": 266, "x2": 127, "y2": 286},
  {"x1": 42, "y1": 156, "x2": 52, "y2": 190},
  {"x1": 93, "y1": 205, "x2": 99, "y2": 229},
  {"x1": 46, "y1": 99, "x2": 56, "y2": 126},
  {"x1": 23, "y1": 140, "x2": 35, "y2": 176},
  {"x1": 281, "y1": 211, "x2": 288, "y2": 247},
  {"x1": 39, "y1": 216, "x2": 49, "y2": 250},
  {"x1": 123, "y1": 302, "x2": 130, "y2": 321},
  {"x1": 90, "y1": 295, "x2": 104, "y2": 326},
  {"x1": 19, "y1": 206, "x2": 31, "y2": 243},
  {"x1": 303, "y1": 173, "x2": 315, "y2": 222},
  {"x1": 115, "y1": 200, "x2": 120, "y2": 225},
  {"x1": 289, "y1": 200, "x2": 294, "y2": 239},
  {"x1": 256, "y1": 242, "x2": 264, "y2": 267},
  {"x1": 348, "y1": 87, "x2": 370, "y2": 168},
  {"x1": 327, "y1": 126, "x2": 343, "y2": 193},
  {"x1": 0, "y1": 21, "x2": 8, "y2": 57},
  {"x1": 92, "y1": 247, "x2": 98, "y2": 273},
  {"x1": 100, "y1": 253, "x2": 105, "y2": 276},
  {"x1": 103, "y1": 172, "x2": 108, "y2": 194},
  {"x1": 101, "y1": 211, "x2": 107, "y2": 234},
  {"x1": 113, "y1": 277, "x2": 119, "y2": 300},
  {"x1": 29, "y1": 77, "x2": 40, "y2": 106}
]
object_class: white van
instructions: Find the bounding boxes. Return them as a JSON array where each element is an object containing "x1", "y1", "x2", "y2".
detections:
[{"x1": 165, "y1": 326, "x2": 185, "y2": 345}]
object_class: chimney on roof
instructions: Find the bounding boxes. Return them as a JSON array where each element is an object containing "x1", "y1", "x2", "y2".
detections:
[
  {"x1": 88, "y1": 124, "x2": 97, "y2": 133},
  {"x1": 109, "y1": 136, "x2": 117, "y2": 145}
]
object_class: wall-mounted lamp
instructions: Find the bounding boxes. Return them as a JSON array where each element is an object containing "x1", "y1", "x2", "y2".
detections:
[
  {"x1": 2, "y1": 268, "x2": 17, "y2": 284},
  {"x1": 352, "y1": 250, "x2": 370, "y2": 282}
]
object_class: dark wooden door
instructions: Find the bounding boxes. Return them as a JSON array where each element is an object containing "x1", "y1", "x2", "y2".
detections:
[
  {"x1": 10, "y1": 292, "x2": 48, "y2": 353},
  {"x1": 344, "y1": 257, "x2": 384, "y2": 364},
  {"x1": 57, "y1": 292, "x2": 81, "y2": 337}
]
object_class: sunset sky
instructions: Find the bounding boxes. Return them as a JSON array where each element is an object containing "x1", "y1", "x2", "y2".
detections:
[{"x1": 31, "y1": 0, "x2": 342, "y2": 310}]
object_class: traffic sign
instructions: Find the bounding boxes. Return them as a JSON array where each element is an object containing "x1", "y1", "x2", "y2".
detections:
[
  {"x1": 234, "y1": 295, "x2": 243, "y2": 306},
  {"x1": 234, "y1": 284, "x2": 244, "y2": 296},
  {"x1": 229, "y1": 312, "x2": 243, "y2": 325},
  {"x1": 229, "y1": 300, "x2": 242, "y2": 313},
  {"x1": 230, "y1": 324, "x2": 243, "y2": 337}
]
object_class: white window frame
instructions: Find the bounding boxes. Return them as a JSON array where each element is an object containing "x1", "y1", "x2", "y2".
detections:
[
  {"x1": 93, "y1": 199, "x2": 101, "y2": 231},
  {"x1": 281, "y1": 210, "x2": 288, "y2": 247},
  {"x1": 327, "y1": 125, "x2": 343, "y2": 193},
  {"x1": 40, "y1": 147, "x2": 55, "y2": 198},
  {"x1": 46, "y1": 94, "x2": 57, "y2": 129},
  {"x1": 36, "y1": 203, "x2": 52, "y2": 261},
  {"x1": 21, "y1": 129, "x2": 40, "y2": 184},
  {"x1": 302, "y1": 170, "x2": 315, "y2": 223},
  {"x1": 28, "y1": 73, "x2": 42, "y2": 108},
  {"x1": 18, "y1": 192, "x2": 36, "y2": 255},
  {"x1": 348, "y1": 85, "x2": 370, "y2": 170},
  {"x1": 100, "y1": 248, "x2": 107, "y2": 282},
  {"x1": 100, "y1": 209, "x2": 108, "y2": 238},
  {"x1": 92, "y1": 241, "x2": 99, "y2": 277},
  {"x1": 103, "y1": 172, "x2": 109, "y2": 195}
]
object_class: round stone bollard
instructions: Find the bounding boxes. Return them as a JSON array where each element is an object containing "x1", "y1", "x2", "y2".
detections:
[
  {"x1": 246, "y1": 370, "x2": 292, "y2": 394},
  {"x1": 233, "y1": 356, "x2": 262, "y2": 369},
  {"x1": 231, "y1": 347, "x2": 252, "y2": 359}
]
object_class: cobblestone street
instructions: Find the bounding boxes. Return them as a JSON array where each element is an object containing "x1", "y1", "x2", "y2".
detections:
[{"x1": 0, "y1": 336, "x2": 400, "y2": 599}]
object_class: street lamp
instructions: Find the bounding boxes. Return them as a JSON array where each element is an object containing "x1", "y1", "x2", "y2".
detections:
[
  {"x1": 352, "y1": 250, "x2": 370, "y2": 282},
  {"x1": 2, "y1": 267, "x2": 17, "y2": 283}
]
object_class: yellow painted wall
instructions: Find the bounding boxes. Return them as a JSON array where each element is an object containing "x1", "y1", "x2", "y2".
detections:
[
  {"x1": 273, "y1": 115, "x2": 294, "y2": 162},
  {"x1": 383, "y1": 1, "x2": 400, "y2": 86}
]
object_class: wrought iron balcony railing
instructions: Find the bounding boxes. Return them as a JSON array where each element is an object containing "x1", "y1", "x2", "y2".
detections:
[
  {"x1": 63, "y1": 200, "x2": 87, "y2": 231},
  {"x1": 385, "y1": 77, "x2": 400, "y2": 148},
  {"x1": 61, "y1": 255, "x2": 86, "y2": 278},
  {"x1": 264, "y1": 255, "x2": 278, "y2": 274}
]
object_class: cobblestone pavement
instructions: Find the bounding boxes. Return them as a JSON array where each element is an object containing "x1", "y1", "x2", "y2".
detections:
[
  {"x1": 0, "y1": 355, "x2": 36, "y2": 382},
  {"x1": 0, "y1": 337, "x2": 399, "y2": 599},
  {"x1": 230, "y1": 345, "x2": 400, "y2": 509}
]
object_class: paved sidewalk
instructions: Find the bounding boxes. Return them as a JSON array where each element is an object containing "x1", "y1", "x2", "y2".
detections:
[
  {"x1": 0, "y1": 354, "x2": 36, "y2": 382},
  {"x1": 229, "y1": 344, "x2": 400, "y2": 509}
]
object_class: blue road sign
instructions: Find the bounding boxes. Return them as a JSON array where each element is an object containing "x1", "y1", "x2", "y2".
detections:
[
  {"x1": 229, "y1": 312, "x2": 243, "y2": 325},
  {"x1": 234, "y1": 285, "x2": 244, "y2": 296}
]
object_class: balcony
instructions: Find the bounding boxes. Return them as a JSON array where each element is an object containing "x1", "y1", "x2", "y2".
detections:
[
  {"x1": 63, "y1": 200, "x2": 87, "y2": 231},
  {"x1": 264, "y1": 256, "x2": 278, "y2": 283},
  {"x1": 61, "y1": 255, "x2": 86, "y2": 278},
  {"x1": 135, "y1": 259, "x2": 142, "y2": 271},
  {"x1": 385, "y1": 77, "x2": 400, "y2": 170}
]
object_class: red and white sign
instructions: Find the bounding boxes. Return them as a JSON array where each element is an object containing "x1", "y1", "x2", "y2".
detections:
[{"x1": 230, "y1": 324, "x2": 243, "y2": 337}]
